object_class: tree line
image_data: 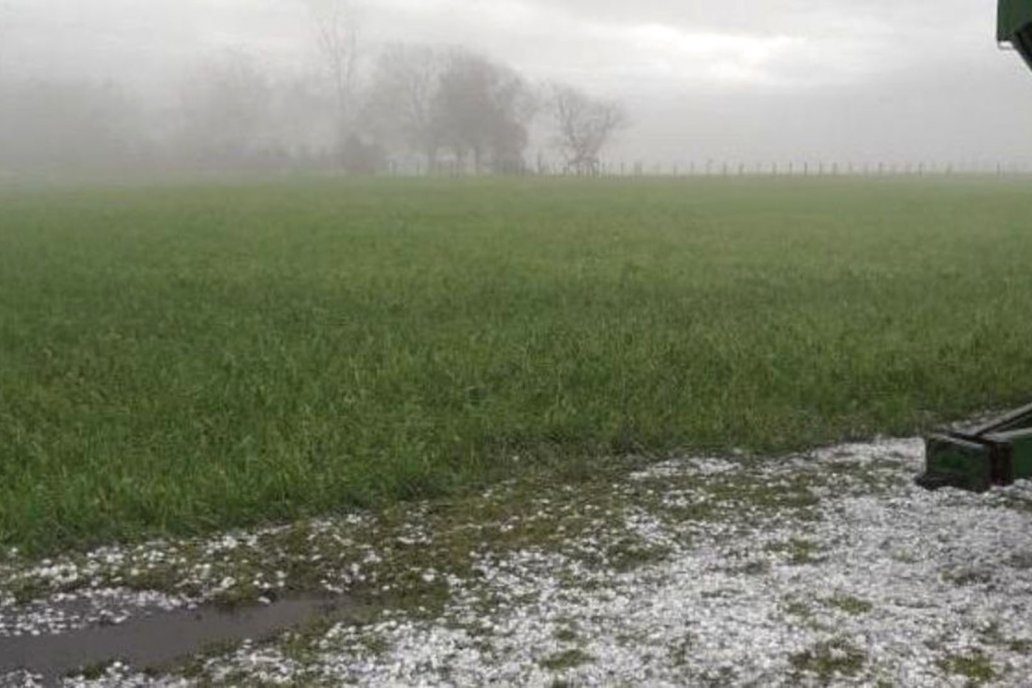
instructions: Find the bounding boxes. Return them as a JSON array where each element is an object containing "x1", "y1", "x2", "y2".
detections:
[{"x1": 0, "y1": 3, "x2": 627, "y2": 178}]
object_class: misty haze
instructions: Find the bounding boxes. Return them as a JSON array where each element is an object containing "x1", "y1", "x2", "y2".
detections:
[
  {"x1": 1, "y1": 0, "x2": 1032, "y2": 176},
  {"x1": 3, "y1": 1, "x2": 1032, "y2": 686}
]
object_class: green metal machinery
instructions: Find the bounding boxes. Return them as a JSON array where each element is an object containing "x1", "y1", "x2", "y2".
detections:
[
  {"x1": 999, "y1": 0, "x2": 1032, "y2": 68},
  {"x1": 915, "y1": 0, "x2": 1032, "y2": 492},
  {"x1": 917, "y1": 405, "x2": 1032, "y2": 491}
]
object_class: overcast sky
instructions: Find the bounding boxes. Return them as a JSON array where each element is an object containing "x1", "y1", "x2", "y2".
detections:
[{"x1": 4, "y1": 0, "x2": 1032, "y2": 167}]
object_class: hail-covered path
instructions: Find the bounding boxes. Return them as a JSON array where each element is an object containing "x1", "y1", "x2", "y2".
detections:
[{"x1": 3, "y1": 438, "x2": 1032, "y2": 686}]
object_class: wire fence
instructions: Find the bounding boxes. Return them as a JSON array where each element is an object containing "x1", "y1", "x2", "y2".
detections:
[
  {"x1": 379, "y1": 157, "x2": 1032, "y2": 178},
  {"x1": 533, "y1": 160, "x2": 1032, "y2": 178}
]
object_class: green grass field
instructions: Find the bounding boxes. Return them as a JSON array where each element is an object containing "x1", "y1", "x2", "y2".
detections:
[{"x1": 2, "y1": 176, "x2": 1032, "y2": 552}]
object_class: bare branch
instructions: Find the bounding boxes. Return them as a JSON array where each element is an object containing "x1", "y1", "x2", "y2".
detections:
[
  {"x1": 362, "y1": 44, "x2": 447, "y2": 166},
  {"x1": 548, "y1": 83, "x2": 627, "y2": 175},
  {"x1": 306, "y1": 0, "x2": 360, "y2": 137},
  {"x1": 433, "y1": 50, "x2": 536, "y2": 173}
]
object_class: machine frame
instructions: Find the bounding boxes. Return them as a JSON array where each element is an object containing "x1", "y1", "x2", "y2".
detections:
[{"x1": 916, "y1": 0, "x2": 1032, "y2": 492}]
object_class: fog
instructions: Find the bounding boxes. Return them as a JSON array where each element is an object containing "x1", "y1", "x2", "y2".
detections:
[{"x1": 2, "y1": 0, "x2": 1032, "y2": 178}]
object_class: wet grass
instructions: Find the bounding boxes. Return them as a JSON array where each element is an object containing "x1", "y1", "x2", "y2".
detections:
[
  {"x1": 6, "y1": 436, "x2": 1029, "y2": 685},
  {"x1": 765, "y1": 538, "x2": 826, "y2": 565},
  {"x1": 539, "y1": 648, "x2": 593, "y2": 672},
  {"x1": 2, "y1": 175, "x2": 1032, "y2": 552},
  {"x1": 824, "y1": 594, "x2": 873, "y2": 616},
  {"x1": 789, "y1": 638, "x2": 867, "y2": 682},
  {"x1": 938, "y1": 650, "x2": 997, "y2": 685}
]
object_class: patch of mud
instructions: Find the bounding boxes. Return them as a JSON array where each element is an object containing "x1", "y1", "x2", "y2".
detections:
[{"x1": 0, "y1": 594, "x2": 356, "y2": 685}]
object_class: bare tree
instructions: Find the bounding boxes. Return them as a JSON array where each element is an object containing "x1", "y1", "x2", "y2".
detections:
[
  {"x1": 362, "y1": 44, "x2": 447, "y2": 170},
  {"x1": 177, "y1": 51, "x2": 274, "y2": 167},
  {"x1": 362, "y1": 47, "x2": 536, "y2": 174},
  {"x1": 306, "y1": 0, "x2": 359, "y2": 142},
  {"x1": 434, "y1": 50, "x2": 536, "y2": 173},
  {"x1": 548, "y1": 84, "x2": 627, "y2": 175}
]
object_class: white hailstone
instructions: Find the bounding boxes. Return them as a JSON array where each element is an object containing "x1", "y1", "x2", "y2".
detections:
[{"x1": 6, "y1": 437, "x2": 1032, "y2": 687}]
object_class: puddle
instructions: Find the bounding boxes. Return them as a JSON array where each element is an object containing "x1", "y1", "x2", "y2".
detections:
[{"x1": 0, "y1": 594, "x2": 359, "y2": 684}]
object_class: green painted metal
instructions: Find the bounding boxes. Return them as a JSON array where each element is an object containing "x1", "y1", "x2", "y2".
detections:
[
  {"x1": 1000, "y1": 0, "x2": 1032, "y2": 67},
  {"x1": 999, "y1": 0, "x2": 1032, "y2": 41},
  {"x1": 989, "y1": 430, "x2": 1032, "y2": 477},
  {"x1": 918, "y1": 435, "x2": 993, "y2": 492},
  {"x1": 918, "y1": 405, "x2": 1032, "y2": 492},
  {"x1": 916, "y1": 5, "x2": 1032, "y2": 493}
]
